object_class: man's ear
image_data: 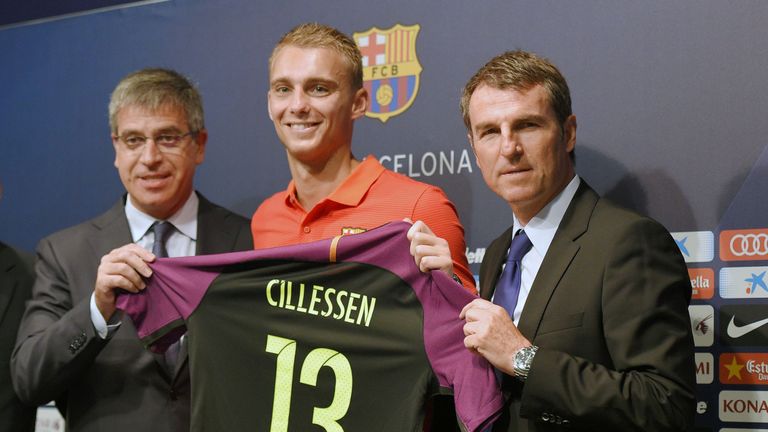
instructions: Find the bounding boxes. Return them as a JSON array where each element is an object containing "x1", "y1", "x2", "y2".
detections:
[
  {"x1": 112, "y1": 135, "x2": 120, "y2": 168},
  {"x1": 194, "y1": 129, "x2": 208, "y2": 164},
  {"x1": 351, "y1": 87, "x2": 369, "y2": 120},
  {"x1": 267, "y1": 91, "x2": 274, "y2": 121},
  {"x1": 563, "y1": 114, "x2": 577, "y2": 153},
  {"x1": 467, "y1": 132, "x2": 482, "y2": 168}
]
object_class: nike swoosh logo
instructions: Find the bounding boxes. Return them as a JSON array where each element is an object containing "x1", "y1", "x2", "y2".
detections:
[{"x1": 727, "y1": 316, "x2": 768, "y2": 338}]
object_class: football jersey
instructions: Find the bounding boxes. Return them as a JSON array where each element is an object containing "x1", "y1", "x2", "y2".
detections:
[{"x1": 116, "y1": 221, "x2": 502, "y2": 432}]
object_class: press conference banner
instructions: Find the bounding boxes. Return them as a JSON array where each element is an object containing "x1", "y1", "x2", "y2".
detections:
[{"x1": 2, "y1": 1, "x2": 768, "y2": 430}]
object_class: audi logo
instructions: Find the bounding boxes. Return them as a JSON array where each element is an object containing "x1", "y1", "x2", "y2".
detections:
[{"x1": 729, "y1": 234, "x2": 768, "y2": 256}]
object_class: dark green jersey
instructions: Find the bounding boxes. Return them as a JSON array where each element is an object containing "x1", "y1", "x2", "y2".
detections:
[{"x1": 118, "y1": 222, "x2": 502, "y2": 431}]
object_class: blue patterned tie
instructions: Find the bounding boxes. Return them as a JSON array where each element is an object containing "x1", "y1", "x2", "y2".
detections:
[
  {"x1": 151, "y1": 221, "x2": 173, "y2": 258},
  {"x1": 493, "y1": 230, "x2": 533, "y2": 319},
  {"x1": 152, "y1": 222, "x2": 181, "y2": 374}
]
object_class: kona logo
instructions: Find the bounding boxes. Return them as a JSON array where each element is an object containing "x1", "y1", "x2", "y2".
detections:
[
  {"x1": 723, "y1": 399, "x2": 768, "y2": 413},
  {"x1": 720, "y1": 391, "x2": 768, "y2": 422}
]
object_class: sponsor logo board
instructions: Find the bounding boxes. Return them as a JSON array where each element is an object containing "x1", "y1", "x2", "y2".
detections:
[
  {"x1": 691, "y1": 305, "x2": 715, "y2": 347},
  {"x1": 719, "y1": 390, "x2": 768, "y2": 423},
  {"x1": 720, "y1": 229, "x2": 768, "y2": 262},
  {"x1": 672, "y1": 231, "x2": 714, "y2": 263},
  {"x1": 720, "y1": 305, "x2": 768, "y2": 346},
  {"x1": 720, "y1": 266, "x2": 768, "y2": 298},
  {"x1": 720, "y1": 429, "x2": 768, "y2": 432},
  {"x1": 697, "y1": 352, "x2": 714, "y2": 384},
  {"x1": 720, "y1": 353, "x2": 768, "y2": 385},
  {"x1": 690, "y1": 268, "x2": 715, "y2": 300}
]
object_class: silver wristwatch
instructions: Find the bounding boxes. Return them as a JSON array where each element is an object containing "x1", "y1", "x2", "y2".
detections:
[{"x1": 513, "y1": 345, "x2": 538, "y2": 382}]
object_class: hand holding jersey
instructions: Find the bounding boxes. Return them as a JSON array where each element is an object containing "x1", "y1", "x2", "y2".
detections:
[
  {"x1": 460, "y1": 298, "x2": 531, "y2": 375},
  {"x1": 94, "y1": 244, "x2": 155, "y2": 320},
  {"x1": 406, "y1": 218, "x2": 455, "y2": 278}
]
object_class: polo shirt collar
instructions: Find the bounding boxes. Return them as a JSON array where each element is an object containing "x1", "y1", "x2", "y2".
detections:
[{"x1": 283, "y1": 155, "x2": 385, "y2": 208}]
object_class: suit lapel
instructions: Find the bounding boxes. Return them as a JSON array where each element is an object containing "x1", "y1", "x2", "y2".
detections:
[
  {"x1": 196, "y1": 194, "x2": 238, "y2": 255},
  {"x1": 87, "y1": 198, "x2": 133, "y2": 259},
  {"x1": 517, "y1": 182, "x2": 599, "y2": 339}
]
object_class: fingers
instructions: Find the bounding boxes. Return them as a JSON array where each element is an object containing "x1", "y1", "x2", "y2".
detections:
[
  {"x1": 461, "y1": 304, "x2": 529, "y2": 370},
  {"x1": 94, "y1": 244, "x2": 156, "y2": 295},
  {"x1": 407, "y1": 220, "x2": 454, "y2": 276},
  {"x1": 460, "y1": 298, "x2": 494, "y2": 319},
  {"x1": 413, "y1": 245, "x2": 452, "y2": 272},
  {"x1": 93, "y1": 244, "x2": 156, "y2": 322},
  {"x1": 463, "y1": 334, "x2": 481, "y2": 354},
  {"x1": 406, "y1": 219, "x2": 434, "y2": 240}
]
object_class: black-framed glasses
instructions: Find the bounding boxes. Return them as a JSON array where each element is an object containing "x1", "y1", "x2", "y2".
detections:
[{"x1": 114, "y1": 131, "x2": 197, "y2": 154}]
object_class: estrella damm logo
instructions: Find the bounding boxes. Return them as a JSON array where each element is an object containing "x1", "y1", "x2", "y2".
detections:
[
  {"x1": 720, "y1": 353, "x2": 768, "y2": 385},
  {"x1": 689, "y1": 267, "x2": 714, "y2": 300},
  {"x1": 353, "y1": 24, "x2": 423, "y2": 123}
]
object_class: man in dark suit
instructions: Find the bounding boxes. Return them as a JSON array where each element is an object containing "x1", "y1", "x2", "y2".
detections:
[
  {"x1": 0, "y1": 239, "x2": 35, "y2": 432},
  {"x1": 11, "y1": 68, "x2": 252, "y2": 431},
  {"x1": 412, "y1": 51, "x2": 695, "y2": 431}
]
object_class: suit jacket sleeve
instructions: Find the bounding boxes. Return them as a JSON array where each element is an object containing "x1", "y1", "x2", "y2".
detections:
[
  {"x1": 11, "y1": 234, "x2": 108, "y2": 406},
  {"x1": 520, "y1": 215, "x2": 695, "y2": 431},
  {"x1": 0, "y1": 244, "x2": 37, "y2": 431},
  {"x1": 11, "y1": 196, "x2": 252, "y2": 407}
]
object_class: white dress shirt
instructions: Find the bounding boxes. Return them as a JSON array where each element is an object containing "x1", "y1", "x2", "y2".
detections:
[{"x1": 496, "y1": 176, "x2": 581, "y2": 325}]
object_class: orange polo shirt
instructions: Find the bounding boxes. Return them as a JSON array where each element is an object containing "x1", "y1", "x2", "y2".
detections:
[{"x1": 251, "y1": 156, "x2": 475, "y2": 292}]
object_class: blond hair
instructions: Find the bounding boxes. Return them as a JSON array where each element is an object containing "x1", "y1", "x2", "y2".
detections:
[{"x1": 270, "y1": 23, "x2": 363, "y2": 89}]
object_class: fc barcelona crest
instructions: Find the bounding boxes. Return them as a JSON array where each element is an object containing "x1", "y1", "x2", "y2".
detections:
[{"x1": 353, "y1": 24, "x2": 423, "y2": 123}]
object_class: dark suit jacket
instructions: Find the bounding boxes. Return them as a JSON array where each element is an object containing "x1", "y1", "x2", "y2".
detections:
[
  {"x1": 479, "y1": 182, "x2": 695, "y2": 432},
  {"x1": 0, "y1": 243, "x2": 35, "y2": 432},
  {"x1": 11, "y1": 194, "x2": 252, "y2": 432}
]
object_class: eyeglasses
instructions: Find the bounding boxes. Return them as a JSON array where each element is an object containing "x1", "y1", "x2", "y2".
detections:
[{"x1": 113, "y1": 131, "x2": 197, "y2": 155}]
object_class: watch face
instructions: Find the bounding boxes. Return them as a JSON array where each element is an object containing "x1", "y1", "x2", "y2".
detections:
[
  {"x1": 514, "y1": 346, "x2": 537, "y2": 379},
  {"x1": 514, "y1": 350, "x2": 525, "y2": 367}
]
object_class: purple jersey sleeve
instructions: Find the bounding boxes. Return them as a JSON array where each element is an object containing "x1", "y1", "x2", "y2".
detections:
[{"x1": 334, "y1": 222, "x2": 504, "y2": 431}]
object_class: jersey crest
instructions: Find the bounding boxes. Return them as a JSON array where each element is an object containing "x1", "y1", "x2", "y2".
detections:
[
  {"x1": 341, "y1": 226, "x2": 367, "y2": 235},
  {"x1": 353, "y1": 23, "x2": 423, "y2": 123}
]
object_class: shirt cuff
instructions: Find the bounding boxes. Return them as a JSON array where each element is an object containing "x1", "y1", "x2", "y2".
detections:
[{"x1": 90, "y1": 292, "x2": 122, "y2": 339}]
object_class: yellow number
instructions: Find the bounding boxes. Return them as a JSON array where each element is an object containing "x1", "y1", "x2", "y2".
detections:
[
  {"x1": 265, "y1": 335, "x2": 353, "y2": 431},
  {"x1": 265, "y1": 335, "x2": 296, "y2": 432},
  {"x1": 300, "y1": 348, "x2": 353, "y2": 432}
]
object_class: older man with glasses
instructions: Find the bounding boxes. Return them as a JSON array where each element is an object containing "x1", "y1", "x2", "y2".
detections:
[{"x1": 11, "y1": 68, "x2": 252, "y2": 432}]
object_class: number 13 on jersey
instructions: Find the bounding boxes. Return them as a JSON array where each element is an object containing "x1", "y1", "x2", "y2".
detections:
[{"x1": 266, "y1": 334, "x2": 353, "y2": 431}]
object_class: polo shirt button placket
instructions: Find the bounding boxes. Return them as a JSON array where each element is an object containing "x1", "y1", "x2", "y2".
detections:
[{"x1": 303, "y1": 226, "x2": 311, "y2": 234}]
